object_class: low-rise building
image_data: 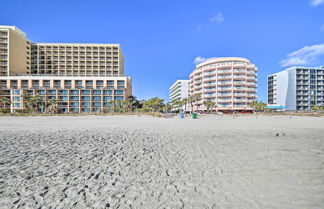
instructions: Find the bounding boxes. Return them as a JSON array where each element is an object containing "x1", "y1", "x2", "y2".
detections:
[{"x1": 0, "y1": 76, "x2": 132, "y2": 113}]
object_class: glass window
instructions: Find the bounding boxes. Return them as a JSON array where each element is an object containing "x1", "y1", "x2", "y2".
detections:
[
  {"x1": 103, "y1": 96, "x2": 112, "y2": 101},
  {"x1": 61, "y1": 96, "x2": 68, "y2": 101},
  {"x1": 71, "y1": 96, "x2": 79, "y2": 101},
  {"x1": 115, "y1": 90, "x2": 124, "y2": 95},
  {"x1": 59, "y1": 90, "x2": 68, "y2": 95},
  {"x1": 82, "y1": 96, "x2": 90, "y2": 101},
  {"x1": 13, "y1": 90, "x2": 20, "y2": 95},
  {"x1": 104, "y1": 90, "x2": 112, "y2": 95},
  {"x1": 81, "y1": 90, "x2": 90, "y2": 95},
  {"x1": 115, "y1": 96, "x2": 124, "y2": 101},
  {"x1": 70, "y1": 102, "x2": 79, "y2": 107},
  {"x1": 13, "y1": 103, "x2": 21, "y2": 108},
  {"x1": 71, "y1": 90, "x2": 79, "y2": 95}
]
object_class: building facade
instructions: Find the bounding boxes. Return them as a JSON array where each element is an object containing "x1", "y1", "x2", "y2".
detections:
[
  {"x1": 267, "y1": 66, "x2": 324, "y2": 111},
  {"x1": 169, "y1": 80, "x2": 189, "y2": 111},
  {"x1": 0, "y1": 76, "x2": 132, "y2": 113},
  {"x1": 190, "y1": 57, "x2": 257, "y2": 113},
  {"x1": 0, "y1": 26, "x2": 31, "y2": 76},
  {"x1": 0, "y1": 25, "x2": 132, "y2": 114},
  {"x1": 0, "y1": 26, "x2": 124, "y2": 77},
  {"x1": 30, "y1": 43, "x2": 124, "y2": 76}
]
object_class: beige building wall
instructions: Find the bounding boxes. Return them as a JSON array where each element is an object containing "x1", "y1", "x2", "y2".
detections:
[
  {"x1": 0, "y1": 26, "x2": 31, "y2": 76},
  {"x1": 31, "y1": 43, "x2": 124, "y2": 77}
]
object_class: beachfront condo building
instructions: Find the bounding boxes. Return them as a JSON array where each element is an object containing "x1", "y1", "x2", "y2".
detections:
[
  {"x1": 169, "y1": 80, "x2": 189, "y2": 111},
  {"x1": 267, "y1": 66, "x2": 324, "y2": 111},
  {"x1": 0, "y1": 25, "x2": 132, "y2": 113},
  {"x1": 189, "y1": 57, "x2": 258, "y2": 113},
  {"x1": 0, "y1": 76, "x2": 132, "y2": 113}
]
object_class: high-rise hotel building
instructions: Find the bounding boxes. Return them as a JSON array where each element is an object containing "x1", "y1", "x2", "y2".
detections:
[
  {"x1": 189, "y1": 57, "x2": 257, "y2": 113},
  {"x1": 0, "y1": 25, "x2": 132, "y2": 113},
  {"x1": 268, "y1": 66, "x2": 324, "y2": 111}
]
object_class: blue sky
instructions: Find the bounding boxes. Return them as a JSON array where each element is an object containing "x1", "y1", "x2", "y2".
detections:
[{"x1": 1, "y1": 0, "x2": 324, "y2": 102}]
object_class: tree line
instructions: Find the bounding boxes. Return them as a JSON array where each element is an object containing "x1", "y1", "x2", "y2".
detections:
[{"x1": 1, "y1": 92, "x2": 323, "y2": 114}]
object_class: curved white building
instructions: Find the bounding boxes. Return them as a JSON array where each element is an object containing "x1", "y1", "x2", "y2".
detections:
[{"x1": 190, "y1": 57, "x2": 257, "y2": 113}]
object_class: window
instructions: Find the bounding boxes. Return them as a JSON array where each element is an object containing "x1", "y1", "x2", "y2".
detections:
[
  {"x1": 103, "y1": 96, "x2": 112, "y2": 101},
  {"x1": 82, "y1": 96, "x2": 90, "y2": 101},
  {"x1": 104, "y1": 90, "x2": 112, "y2": 95},
  {"x1": 59, "y1": 90, "x2": 68, "y2": 95},
  {"x1": 60, "y1": 96, "x2": 68, "y2": 101},
  {"x1": 13, "y1": 90, "x2": 20, "y2": 95},
  {"x1": 70, "y1": 90, "x2": 79, "y2": 95},
  {"x1": 13, "y1": 96, "x2": 20, "y2": 101},
  {"x1": 81, "y1": 90, "x2": 90, "y2": 95},
  {"x1": 115, "y1": 96, "x2": 124, "y2": 101},
  {"x1": 93, "y1": 96, "x2": 101, "y2": 101},
  {"x1": 71, "y1": 96, "x2": 79, "y2": 101},
  {"x1": 13, "y1": 103, "x2": 21, "y2": 108},
  {"x1": 115, "y1": 90, "x2": 124, "y2": 95}
]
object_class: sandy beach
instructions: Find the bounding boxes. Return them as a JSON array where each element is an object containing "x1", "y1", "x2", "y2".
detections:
[{"x1": 0, "y1": 115, "x2": 324, "y2": 209}]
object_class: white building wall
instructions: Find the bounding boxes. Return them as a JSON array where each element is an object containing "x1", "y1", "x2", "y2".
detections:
[
  {"x1": 272, "y1": 68, "x2": 296, "y2": 110},
  {"x1": 169, "y1": 80, "x2": 189, "y2": 111}
]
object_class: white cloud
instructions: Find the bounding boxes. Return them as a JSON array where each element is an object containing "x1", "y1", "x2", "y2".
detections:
[
  {"x1": 310, "y1": 0, "x2": 324, "y2": 7},
  {"x1": 193, "y1": 56, "x2": 206, "y2": 64},
  {"x1": 321, "y1": 24, "x2": 324, "y2": 31},
  {"x1": 210, "y1": 13, "x2": 224, "y2": 23},
  {"x1": 280, "y1": 44, "x2": 324, "y2": 67}
]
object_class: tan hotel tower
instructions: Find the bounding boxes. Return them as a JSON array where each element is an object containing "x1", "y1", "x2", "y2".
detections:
[{"x1": 0, "y1": 25, "x2": 132, "y2": 113}]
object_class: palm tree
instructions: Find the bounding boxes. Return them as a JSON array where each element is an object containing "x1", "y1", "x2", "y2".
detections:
[
  {"x1": 249, "y1": 100, "x2": 258, "y2": 113},
  {"x1": 193, "y1": 94, "x2": 201, "y2": 112},
  {"x1": 257, "y1": 101, "x2": 267, "y2": 112},
  {"x1": 28, "y1": 95, "x2": 43, "y2": 113},
  {"x1": 203, "y1": 100, "x2": 215, "y2": 114},
  {"x1": 22, "y1": 91, "x2": 32, "y2": 113},
  {"x1": 163, "y1": 102, "x2": 172, "y2": 113},
  {"x1": 182, "y1": 98, "x2": 188, "y2": 113},
  {"x1": 249, "y1": 100, "x2": 267, "y2": 113},
  {"x1": 0, "y1": 97, "x2": 11, "y2": 109},
  {"x1": 174, "y1": 99, "x2": 183, "y2": 113},
  {"x1": 47, "y1": 99, "x2": 58, "y2": 114},
  {"x1": 128, "y1": 95, "x2": 137, "y2": 112}
]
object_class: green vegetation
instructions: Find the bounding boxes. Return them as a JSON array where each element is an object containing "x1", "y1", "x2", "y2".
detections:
[
  {"x1": 249, "y1": 100, "x2": 267, "y2": 113},
  {"x1": 203, "y1": 100, "x2": 216, "y2": 114},
  {"x1": 0, "y1": 97, "x2": 11, "y2": 113}
]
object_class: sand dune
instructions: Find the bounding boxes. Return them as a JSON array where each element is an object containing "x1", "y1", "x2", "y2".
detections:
[{"x1": 0, "y1": 115, "x2": 323, "y2": 209}]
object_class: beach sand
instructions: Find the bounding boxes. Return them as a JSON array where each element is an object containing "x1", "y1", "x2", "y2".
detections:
[{"x1": 0, "y1": 115, "x2": 323, "y2": 209}]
